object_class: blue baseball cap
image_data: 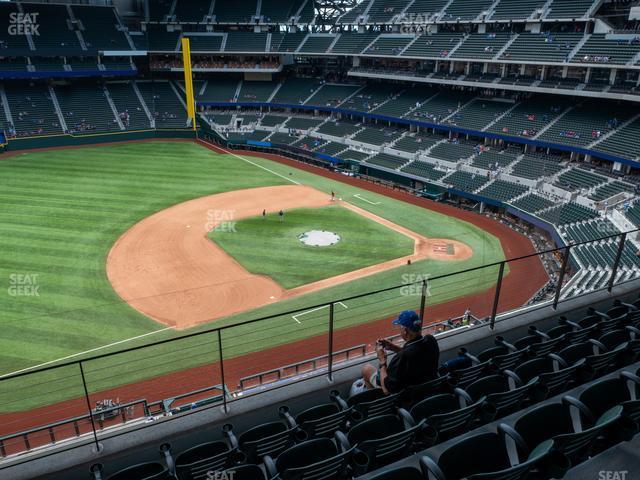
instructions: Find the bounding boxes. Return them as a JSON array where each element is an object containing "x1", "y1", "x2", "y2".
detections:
[{"x1": 392, "y1": 310, "x2": 422, "y2": 331}]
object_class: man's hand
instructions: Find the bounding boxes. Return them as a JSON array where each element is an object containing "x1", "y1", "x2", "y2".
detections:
[
  {"x1": 377, "y1": 338, "x2": 401, "y2": 352},
  {"x1": 375, "y1": 342, "x2": 387, "y2": 363}
]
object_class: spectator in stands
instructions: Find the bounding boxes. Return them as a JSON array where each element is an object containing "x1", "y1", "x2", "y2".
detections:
[{"x1": 359, "y1": 310, "x2": 439, "y2": 395}]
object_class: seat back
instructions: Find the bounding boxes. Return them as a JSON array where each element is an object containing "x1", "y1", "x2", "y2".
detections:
[
  {"x1": 584, "y1": 348, "x2": 621, "y2": 378},
  {"x1": 553, "y1": 405, "x2": 623, "y2": 465},
  {"x1": 175, "y1": 441, "x2": 235, "y2": 480},
  {"x1": 537, "y1": 364, "x2": 579, "y2": 398},
  {"x1": 347, "y1": 389, "x2": 400, "y2": 421},
  {"x1": 450, "y1": 361, "x2": 491, "y2": 389},
  {"x1": 598, "y1": 329, "x2": 629, "y2": 351},
  {"x1": 512, "y1": 403, "x2": 573, "y2": 452},
  {"x1": 563, "y1": 326, "x2": 596, "y2": 345},
  {"x1": 485, "y1": 381, "x2": 532, "y2": 418},
  {"x1": 579, "y1": 378, "x2": 628, "y2": 419},
  {"x1": 368, "y1": 466, "x2": 425, "y2": 480},
  {"x1": 223, "y1": 464, "x2": 266, "y2": 480},
  {"x1": 106, "y1": 462, "x2": 170, "y2": 480},
  {"x1": 401, "y1": 375, "x2": 449, "y2": 406},
  {"x1": 238, "y1": 421, "x2": 297, "y2": 463},
  {"x1": 426, "y1": 398, "x2": 483, "y2": 441},
  {"x1": 348, "y1": 414, "x2": 421, "y2": 469},
  {"x1": 296, "y1": 403, "x2": 350, "y2": 439},
  {"x1": 434, "y1": 432, "x2": 512, "y2": 480},
  {"x1": 277, "y1": 438, "x2": 354, "y2": 480},
  {"x1": 491, "y1": 350, "x2": 526, "y2": 372},
  {"x1": 528, "y1": 337, "x2": 562, "y2": 357}
]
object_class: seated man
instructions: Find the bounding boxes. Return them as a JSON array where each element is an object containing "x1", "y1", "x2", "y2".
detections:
[{"x1": 361, "y1": 310, "x2": 440, "y2": 394}]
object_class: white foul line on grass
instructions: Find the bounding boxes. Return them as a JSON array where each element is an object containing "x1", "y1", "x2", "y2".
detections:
[
  {"x1": 353, "y1": 194, "x2": 381, "y2": 205},
  {"x1": 214, "y1": 144, "x2": 301, "y2": 185},
  {"x1": 292, "y1": 302, "x2": 348, "y2": 324},
  {"x1": 0, "y1": 327, "x2": 173, "y2": 378}
]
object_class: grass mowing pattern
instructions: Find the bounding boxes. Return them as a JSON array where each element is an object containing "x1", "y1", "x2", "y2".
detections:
[
  {"x1": 0, "y1": 141, "x2": 506, "y2": 412},
  {"x1": 210, "y1": 206, "x2": 415, "y2": 289}
]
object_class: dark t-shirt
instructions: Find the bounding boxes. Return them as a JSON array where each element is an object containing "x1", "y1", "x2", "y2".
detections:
[{"x1": 384, "y1": 334, "x2": 439, "y2": 393}]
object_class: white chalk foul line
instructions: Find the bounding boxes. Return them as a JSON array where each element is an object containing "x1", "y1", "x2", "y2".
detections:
[
  {"x1": 215, "y1": 144, "x2": 301, "y2": 185},
  {"x1": 0, "y1": 327, "x2": 174, "y2": 378},
  {"x1": 292, "y1": 302, "x2": 348, "y2": 324},
  {"x1": 353, "y1": 193, "x2": 381, "y2": 205}
]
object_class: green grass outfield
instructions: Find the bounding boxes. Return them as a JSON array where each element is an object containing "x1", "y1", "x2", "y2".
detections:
[
  {"x1": 209, "y1": 206, "x2": 415, "y2": 289},
  {"x1": 0, "y1": 141, "x2": 506, "y2": 412}
]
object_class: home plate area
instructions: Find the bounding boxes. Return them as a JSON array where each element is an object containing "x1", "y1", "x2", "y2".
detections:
[{"x1": 432, "y1": 243, "x2": 456, "y2": 255}]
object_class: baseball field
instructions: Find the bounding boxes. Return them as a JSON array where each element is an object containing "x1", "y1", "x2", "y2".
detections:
[{"x1": 0, "y1": 140, "x2": 547, "y2": 423}]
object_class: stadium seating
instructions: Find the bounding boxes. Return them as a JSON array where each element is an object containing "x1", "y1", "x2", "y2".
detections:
[
  {"x1": 594, "y1": 117, "x2": 640, "y2": 162},
  {"x1": 451, "y1": 33, "x2": 512, "y2": 60},
  {"x1": 260, "y1": 0, "x2": 311, "y2": 23},
  {"x1": 402, "y1": 33, "x2": 465, "y2": 59},
  {"x1": 330, "y1": 34, "x2": 379, "y2": 55},
  {"x1": 0, "y1": 2, "x2": 31, "y2": 55},
  {"x1": 237, "y1": 81, "x2": 278, "y2": 102},
  {"x1": 55, "y1": 83, "x2": 120, "y2": 134},
  {"x1": 171, "y1": 0, "x2": 208, "y2": 22},
  {"x1": 477, "y1": 180, "x2": 529, "y2": 202},
  {"x1": 539, "y1": 202, "x2": 599, "y2": 225},
  {"x1": 555, "y1": 168, "x2": 608, "y2": 192},
  {"x1": 442, "y1": 170, "x2": 490, "y2": 192},
  {"x1": 72, "y1": 5, "x2": 131, "y2": 51},
  {"x1": 510, "y1": 193, "x2": 555, "y2": 214},
  {"x1": 2, "y1": 83, "x2": 62, "y2": 137},
  {"x1": 199, "y1": 79, "x2": 240, "y2": 102},
  {"x1": 107, "y1": 82, "x2": 151, "y2": 130},
  {"x1": 575, "y1": 34, "x2": 640, "y2": 65},
  {"x1": 364, "y1": 36, "x2": 413, "y2": 56},
  {"x1": 471, "y1": 150, "x2": 518, "y2": 170},
  {"x1": 23, "y1": 4, "x2": 82, "y2": 55},
  {"x1": 366, "y1": 153, "x2": 408, "y2": 169},
  {"x1": 540, "y1": 102, "x2": 634, "y2": 148},
  {"x1": 501, "y1": 32, "x2": 583, "y2": 63},
  {"x1": 299, "y1": 35, "x2": 336, "y2": 54},
  {"x1": 545, "y1": 0, "x2": 599, "y2": 19},
  {"x1": 440, "y1": 0, "x2": 494, "y2": 21},
  {"x1": 213, "y1": 0, "x2": 258, "y2": 23},
  {"x1": 224, "y1": 32, "x2": 267, "y2": 52},
  {"x1": 137, "y1": 81, "x2": 188, "y2": 128},
  {"x1": 271, "y1": 32, "x2": 308, "y2": 53},
  {"x1": 306, "y1": 84, "x2": 362, "y2": 107},
  {"x1": 352, "y1": 126, "x2": 403, "y2": 146},
  {"x1": 317, "y1": 119, "x2": 363, "y2": 138},
  {"x1": 490, "y1": 0, "x2": 546, "y2": 20},
  {"x1": 401, "y1": 161, "x2": 448, "y2": 181}
]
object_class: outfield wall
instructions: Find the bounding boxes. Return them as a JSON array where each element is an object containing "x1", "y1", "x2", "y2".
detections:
[{"x1": 3, "y1": 129, "x2": 196, "y2": 152}]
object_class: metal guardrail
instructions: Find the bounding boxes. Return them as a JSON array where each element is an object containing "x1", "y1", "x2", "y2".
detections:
[{"x1": 0, "y1": 399, "x2": 147, "y2": 458}]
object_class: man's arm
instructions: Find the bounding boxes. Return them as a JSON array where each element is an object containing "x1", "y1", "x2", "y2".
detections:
[{"x1": 376, "y1": 343, "x2": 390, "y2": 395}]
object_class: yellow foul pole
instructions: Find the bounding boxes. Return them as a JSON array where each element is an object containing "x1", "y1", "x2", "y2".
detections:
[{"x1": 181, "y1": 37, "x2": 197, "y2": 131}]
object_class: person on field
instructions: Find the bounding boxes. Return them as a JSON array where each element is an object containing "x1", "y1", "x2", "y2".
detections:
[
  {"x1": 262, "y1": 209, "x2": 266, "y2": 220},
  {"x1": 279, "y1": 209, "x2": 284, "y2": 222},
  {"x1": 357, "y1": 310, "x2": 439, "y2": 395}
]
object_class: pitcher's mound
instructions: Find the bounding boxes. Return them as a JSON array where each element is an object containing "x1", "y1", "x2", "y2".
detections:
[{"x1": 298, "y1": 230, "x2": 341, "y2": 247}]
